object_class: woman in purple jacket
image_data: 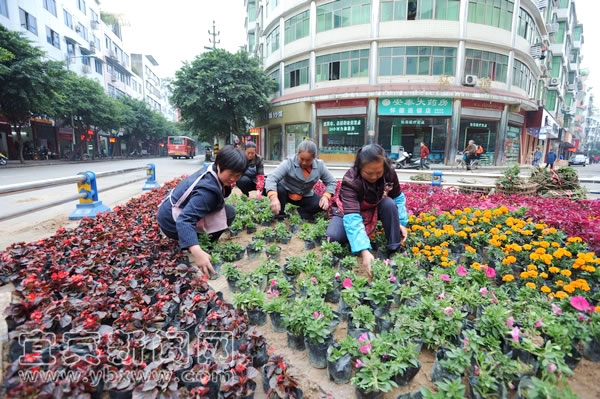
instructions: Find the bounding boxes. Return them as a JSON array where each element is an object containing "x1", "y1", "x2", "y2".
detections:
[{"x1": 326, "y1": 144, "x2": 409, "y2": 275}]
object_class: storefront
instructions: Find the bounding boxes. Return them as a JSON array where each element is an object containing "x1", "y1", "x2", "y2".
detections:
[
  {"x1": 503, "y1": 112, "x2": 525, "y2": 165},
  {"x1": 317, "y1": 99, "x2": 368, "y2": 163},
  {"x1": 377, "y1": 97, "x2": 452, "y2": 164},
  {"x1": 31, "y1": 119, "x2": 57, "y2": 156},
  {"x1": 256, "y1": 102, "x2": 312, "y2": 161},
  {"x1": 459, "y1": 100, "x2": 505, "y2": 165},
  {"x1": 525, "y1": 108, "x2": 560, "y2": 163},
  {"x1": 58, "y1": 128, "x2": 74, "y2": 157}
]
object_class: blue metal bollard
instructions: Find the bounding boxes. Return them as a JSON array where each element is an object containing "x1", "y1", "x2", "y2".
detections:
[
  {"x1": 143, "y1": 163, "x2": 161, "y2": 190},
  {"x1": 432, "y1": 171, "x2": 443, "y2": 187},
  {"x1": 69, "y1": 171, "x2": 110, "y2": 220},
  {"x1": 202, "y1": 161, "x2": 211, "y2": 168}
]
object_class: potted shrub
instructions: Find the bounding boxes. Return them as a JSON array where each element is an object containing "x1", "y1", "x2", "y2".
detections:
[
  {"x1": 288, "y1": 214, "x2": 301, "y2": 234},
  {"x1": 365, "y1": 280, "x2": 394, "y2": 311},
  {"x1": 247, "y1": 240, "x2": 266, "y2": 260},
  {"x1": 283, "y1": 303, "x2": 307, "y2": 351},
  {"x1": 388, "y1": 342, "x2": 421, "y2": 386},
  {"x1": 432, "y1": 346, "x2": 466, "y2": 383},
  {"x1": 265, "y1": 244, "x2": 281, "y2": 262},
  {"x1": 275, "y1": 223, "x2": 292, "y2": 244},
  {"x1": 239, "y1": 328, "x2": 269, "y2": 368},
  {"x1": 219, "y1": 352, "x2": 259, "y2": 399},
  {"x1": 229, "y1": 219, "x2": 243, "y2": 237},
  {"x1": 283, "y1": 256, "x2": 304, "y2": 282},
  {"x1": 257, "y1": 209, "x2": 274, "y2": 226},
  {"x1": 268, "y1": 276, "x2": 295, "y2": 298},
  {"x1": 348, "y1": 305, "x2": 375, "y2": 339},
  {"x1": 233, "y1": 288, "x2": 266, "y2": 326},
  {"x1": 261, "y1": 355, "x2": 304, "y2": 398},
  {"x1": 304, "y1": 311, "x2": 333, "y2": 369},
  {"x1": 246, "y1": 221, "x2": 257, "y2": 235},
  {"x1": 210, "y1": 253, "x2": 223, "y2": 280},
  {"x1": 352, "y1": 354, "x2": 398, "y2": 399},
  {"x1": 339, "y1": 256, "x2": 358, "y2": 270},
  {"x1": 298, "y1": 224, "x2": 317, "y2": 249},
  {"x1": 223, "y1": 263, "x2": 241, "y2": 292},
  {"x1": 327, "y1": 336, "x2": 359, "y2": 384},
  {"x1": 265, "y1": 297, "x2": 291, "y2": 332}
]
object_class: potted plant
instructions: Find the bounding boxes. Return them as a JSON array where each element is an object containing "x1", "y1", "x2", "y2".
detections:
[
  {"x1": 339, "y1": 256, "x2": 358, "y2": 270},
  {"x1": 265, "y1": 244, "x2": 282, "y2": 262},
  {"x1": 365, "y1": 280, "x2": 394, "y2": 311},
  {"x1": 185, "y1": 362, "x2": 220, "y2": 398},
  {"x1": 233, "y1": 288, "x2": 266, "y2": 326},
  {"x1": 265, "y1": 297, "x2": 291, "y2": 332},
  {"x1": 432, "y1": 346, "x2": 466, "y2": 383},
  {"x1": 219, "y1": 352, "x2": 259, "y2": 399},
  {"x1": 257, "y1": 209, "x2": 274, "y2": 226},
  {"x1": 239, "y1": 328, "x2": 269, "y2": 368},
  {"x1": 229, "y1": 219, "x2": 243, "y2": 237},
  {"x1": 389, "y1": 342, "x2": 421, "y2": 386},
  {"x1": 283, "y1": 303, "x2": 307, "y2": 351},
  {"x1": 246, "y1": 221, "x2": 257, "y2": 235},
  {"x1": 283, "y1": 256, "x2": 304, "y2": 282},
  {"x1": 304, "y1": 311, "x2": 333, "y2": 369},
  {"x1": 247, "y1": 239, "x2": 266, "y2": 260},
  {"x1": 288, "y1": 214, "x2": 301, "y2": 234},
  {"x1": 348, "y1": 305, "x2": 375, "y2": 339},
  {"x1": 210, "y1": 253, "x2": 223, "y2": 280},
  {"x1": 275, "y1": 223, "x2": 292, "y2": 244},
  {"x1": 327, "y1": 336, "x2": 359, "y2": 384},
  {"x1": 352, "y1": 354, "x2": 398, "y2": 399},
  {"x1": 298, "y1": 224, "x2": 317, "y2": 249},
  {"x1": 223, "y1": 263, "x2": 241, "y2": 292},
  {"x1": 262, "y1": 355, "x2": 304, "y2": 398}
]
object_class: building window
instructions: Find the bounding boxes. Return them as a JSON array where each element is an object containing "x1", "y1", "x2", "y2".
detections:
[
  {"x1": 82, "y1": 55, "x2": 90, "y2": 66},
  {"x1": 77, "y1": 0, "x2": 86, "y2": 15},
  {"x1": 558, "y1": 0, "x2": 568, "y2": 8},
  {"x1": 379, "y1": 46, "x2": 456, "y2": 76},
  {"x1": 268, "y1": 69, "x2": 280, "y2": 94},
  {"x1": 0, "y1": 0, "x2": 8, "y2": 18},
  {"x1": 67, "y1": 42, "x2": 75, "y2": 57},
  {"x1": 265, "y1": 26, "x2": 280, "y2": 57},
  {"x1": 573, "y1": 25, "x2": 583, "y2": 41},
  {"x1": 77, "y1": 23, "x2": 88, "y2": 41},
  {"x1": 317, "y1": 0, "x2": 371, "y2": 33},
  {"x1": 512, "y1": 59, "x2": 536, "y2": 97},
  {"x1": 550, "y1": 56, "x2": 561, "y2": 79},
  {"x1": 19, "y1": 8, "x2": 38, "y2": 35},
  {"x1": 517, "y1": 9, "x2": 538, "y2": 45},
  {"x1": 316, "y1": 49, "x2": 369, "y2": 81},
  {"x1": 464, "y1": 49, "x2": 509, "y2": 83},
  {"x1": 93, "y1": 35, "x2": 101, "y2": 52},
  {"x1": 284, "y1": 60, "x2": 309, "y2": 88},
  {"x1": 46, "y1": 26, "x2": 60, "y2": 48},
  {"x1": 381, "y1": 0, "x2": 459, "y2": 21},
  {"x1": 64, "y1": 10, "x2": 73, "y2": 29},
  {"x1": 248, "y1": 1, "x2": 256, "y2": 22},
  {"x1": 95, "y1": 59, "x2": 103, "y2": 74},
  {"x1": 553, "y1": 21, "x2": 566, "y2": 44},
  {"x1": 105, "y1": 35, "x2": 112, "y2": 51},
  {"x1": 248, "y1": 32, "x2": 255, "y2": 52},
  {"x1": 108, "y1": 84, "x2": 115, "y2": 98},
  {"x1": 467, "y1": 0, "x2": 514, "y2": 31},
  {"x1": 285, "y1": 10, "x2": 310, "y2": 44},
  {"x1": 43, "y1": 0, "x2": 57, "y2": 17},
  {"x1": 546, "y1": 90, "x2": 557, "y2": 111},
  {"x1": 90, "y1": 9, "x2": 99, "y2": 23}
]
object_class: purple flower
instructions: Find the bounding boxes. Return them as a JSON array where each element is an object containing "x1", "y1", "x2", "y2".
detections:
[
  {"x1": 570, "y1": 296, "x2": 591, "y2": 312},
  {"x1": 552, "y1": 304, "x2": 563, "y2": 316},
  {"x1": 547, "y1": 363, "x2": 557, "y2": 373},
  {"x1": 384, "y1": 258, "x2": 391, "y2": 265},
  {"x1": 355, "y1": 359, "x2": 364, "y2": 368},
  {"x1": 271, "y1": 279, "x2": 277, "y2": 287},
  {"x1": 359, "y1": 343, "x2": 372, "y2": 354},
  {"x1": 313, "y1": 312, "x2": 323, "y2": 319},
  {"x1": 457, "y1": 265, "x2": 468, "y2": 276},
  {"x1": 578, "y1": 313, "x2": 586, "y2": 322},
  {"x1": 342, "y1": 278, "x2": 353, "y2": 289},
  {"x1": 437, "y1": 292, "x2": 445, "y2": 300},
  {"x1": 485, "y1": 267, "x2": 496, "y2": 279},
  {"x1": 511, "y1": 326, "x2": 520, "y2": 343},
  {"x1": 335, "y1": 272, "x2": 341, "y2": 279},
  {"x1": 506, "y1": 316, "x2": 514, "y2": 327},
  {"x1": 310, "y1": 277, "x2": 317, "y2": 284},
  {"x1": 388, "y1": 274, "x2": 397, "y2": 283},
  {"x1": 535, "y1": 319, "x2": 543, "y2": 328},
  {"x1": 473, "y1": 365, "x2": 480, "y2": 377},
  {"x1": 479, "y1": 287, "x2": 488, "y2": 297},
  {"x1": 443, "y1": 306, "x2": 454, "y2": 317},
  {"x1": 358, "y1": 333, "x2": 369, "y2": 343}
]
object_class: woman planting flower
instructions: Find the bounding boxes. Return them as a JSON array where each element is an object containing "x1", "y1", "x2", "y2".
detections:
[
  {"x1": 327, "y1": 144, "x2": 409, "y2": 275},
  {"x1": 157, "y1": 145, "x2": 247, "y2": 276}
]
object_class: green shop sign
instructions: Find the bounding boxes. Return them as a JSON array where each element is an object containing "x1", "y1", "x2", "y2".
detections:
[
  {"x1": 322, "y1": 118, "x2": 364, "y2": 135},
  {"x1": 378, "y1": 97, "x2": 453, "y2": 116}
]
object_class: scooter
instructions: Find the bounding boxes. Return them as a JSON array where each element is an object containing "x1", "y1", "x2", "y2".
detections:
[
  {"x1": 0, "y1": 152, "x2": 7, "y2": 166},
  {"x1": 395, "y1": 149, "x2": 424, "y2": 169}
]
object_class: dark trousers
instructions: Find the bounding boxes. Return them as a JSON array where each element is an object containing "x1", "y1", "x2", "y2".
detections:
[
  {"x1": 237, "y1": 176, "x2": 257, "y2": 196},
  {"x1": 326, "y1": 197, "x2": 401, "y2": 252},
  {"x1": 420, "y1": 157, "x2": 429, "y2": 169},
  {"x1": 276, "y1": 185, "x2": 323, "y2": 220},
  {"x1": 545, "y1": 162, "x2": 554, "y2": 170}
]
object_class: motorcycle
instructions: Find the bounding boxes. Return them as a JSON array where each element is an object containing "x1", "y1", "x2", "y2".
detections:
[
  {"x1": 394, "y1": 147, "x2": 424, "y2": 169},
  {"x1": 0, "y1": 152, "x2": 7, "y2": 166}
]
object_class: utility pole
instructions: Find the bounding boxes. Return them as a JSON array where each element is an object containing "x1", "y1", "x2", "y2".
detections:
[{"x1": 204, "y1": 20, "x2": 220, "y2": 51}]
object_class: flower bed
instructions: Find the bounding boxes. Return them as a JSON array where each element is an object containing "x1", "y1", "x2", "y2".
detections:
[{"x1": 0, "y1": 178, "x2": 599, "y2": 399}]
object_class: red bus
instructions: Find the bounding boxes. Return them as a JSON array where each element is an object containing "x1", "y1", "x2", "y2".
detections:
[{"x1": 168, "y1": 136, "x2": 196, "y2": 159}]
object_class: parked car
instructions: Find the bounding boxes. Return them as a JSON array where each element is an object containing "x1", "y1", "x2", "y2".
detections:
[{"x1": 569, "y1": 154, "x2": 587, "y2": 166}]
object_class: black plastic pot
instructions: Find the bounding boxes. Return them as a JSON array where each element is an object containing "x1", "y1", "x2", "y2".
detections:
[
  {"x1": 266, "y1": 252, "x2": 281, "y2": 262},
  {"x1": 565, "y1": 343, "x2": 582, "y2": 369},
  {"x1": 338, "y1": 297, "x2": 352, "y2": 321},
  {"x1": 583, "y1": 338, "x2": 600, "y2": 362},
  {"x1": 247, "y1": 309, "x2": 267, "y2": 326},
  {"x1": 516, "y1": 376, "x2": 535, "y2": 399},
  {"x1": 468, "y1": 376, "x2": 507, "y2": 399},
  {"x1": 328, "y1": 312, "x2": 341, "y2": 333},
  {"x1": 327, "y1": 346, "x2": 352, "y2": 384},
  {"x1": 278, "y1": 236, "x2": 291, "y2": 245},
  {"x1": 247, "y1": 226, "x2": 257, "y2": 234},
  {"x1": 393, "y1": 360, "x2": 421, "y2": 386},
  {"x1": 247, "y1": 248, "x2": 260, "y2": 260},
  {"x1": 374, "y1": 307, "x2": 393, "y2": 334},
  {"x1": 287, "y1": 332, "x2": 305, "y2": 351},
  {"x1": 235, "y1": 250, "x2": 245, "y2": 261},
  {"x1": 290, "y1": 224, "x2": 299, "y2": 234},
  {"x1": 397, "y1": 391, "x2": 424, "y2": 399},
  {"x1": 230, "y1": 229, "x2": 240, "y2": 237},
  {"x1": 209, "y1": 263, "x2": 221, "y2": 280},
  {"x1": 355, "y1": 387, "x2": 384, "y2": 399},
  {"x1": 304, "y1": 240, "x2": 316, "y2": 250},
  {"x1": 305, "y1": 335, "x2": 332, "y2": 369},
  {"x1": 269, "y1": 312, "x2": 286, "y2": 333},
  {"x1": 253, "y1": 344, "x2": 269, "y2": 368},
  {"x1": 108, "y1": 390, "x2": 133, "y2": 399},
  {"x1": 325, "y1": 287, "x2": 341, "y2": 304},
  {"x1": 348, "y1": 327, "x2": 370, "y2": 340},
  {"x1": 227, "y1": 279, "x2": 237, "y2": 292},
  {"x1": 375, "y1": 248, "x2": 388, "y2": 260},
  {"x1": 430, "y1": 347, "x2": 461, "y2": 383}
]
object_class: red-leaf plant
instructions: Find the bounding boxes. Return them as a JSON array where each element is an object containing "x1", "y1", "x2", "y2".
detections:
[
  {"x1": 218, "y1": 352, "x2": 259, "y2": 399},
  {"x1": 238, "y1": 328, "x2": 267, "y2": 361},
  {"x1": 262, "y1": 355, "x2": 302, "y2": 399}
]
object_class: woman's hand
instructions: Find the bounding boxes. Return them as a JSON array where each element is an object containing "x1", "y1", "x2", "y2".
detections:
[
  {"x1": 400, "y1": 225, "x2": 408, "y2": 244},
  {"x1": 361, "y1": 250, "x2": 375, "y2": 278},
  {"x1": 319, "y1": 195, "x2": 330, "y2": 211},
  {"x1": 189, "y1": 245, "x2": 215, "y2": 276},
  {"x1": 270, "y1": 197, "x2": 281, "y2": 214}
]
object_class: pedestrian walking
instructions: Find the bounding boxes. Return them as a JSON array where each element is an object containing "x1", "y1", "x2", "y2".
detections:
[
  {"x1": 545, "y1": 149, "x2": 557, "y2": 169},
  {"x1": 419, "y1": 142, "x2": 430, "y2": 170},
  {"x1": 533, "y1": 147, "x2": 542, "y2": 167}
]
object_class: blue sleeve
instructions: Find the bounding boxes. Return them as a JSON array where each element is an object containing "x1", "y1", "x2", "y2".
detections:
[
  {"x1": 176, "y1": 188, "x2": 218, "y2": 249},
  {"x1": 343, "y1": 213, "x2": 372, "y2": 254},
  {"x1": 392, "y1": 193, "x2": 409, "y2": 227}
]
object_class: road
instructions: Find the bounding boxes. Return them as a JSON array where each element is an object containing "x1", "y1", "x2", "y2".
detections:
[{"x1": 0, "y1": 157, "x2": 599, "y2": 250}]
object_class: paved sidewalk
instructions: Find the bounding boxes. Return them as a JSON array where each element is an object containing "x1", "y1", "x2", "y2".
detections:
[{"x1": 2, "y1": 156, "x2": 167, "y2": 168}]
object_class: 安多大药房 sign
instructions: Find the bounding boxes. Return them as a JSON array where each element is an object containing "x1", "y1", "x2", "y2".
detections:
[{"x1": 378, "y1": 97, "x2": 452, "y2": 116}]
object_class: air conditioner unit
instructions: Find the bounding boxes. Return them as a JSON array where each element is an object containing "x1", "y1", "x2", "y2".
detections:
[
  {"x1": 91, "y1": 21, "x2": 99, "y2": 30},
  {"x1": 549, "y1": 78, "x2": 560, "y2": 87},
  {"x1": 111, "y1": 74, "x2": 117, "y2": 82},
  {"x1": 464, "y1": 75, "x2": 478, "y2": 86},
  {"x1": 89, "y1": 41, "x2": 96, "y2": 53},
  {"x1": 82, "y1": 64, "x2": 90, "y2": 74},
  {"x1": 546, "y1": 23, "x2": 558, "y2": 34},
  {"x1": 536, "y1": 0, "x2": 547, "y2": 10}
]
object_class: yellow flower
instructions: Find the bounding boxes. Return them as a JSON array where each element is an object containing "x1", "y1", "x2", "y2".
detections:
[
  {"x1": 527, "y1": 264, "x2": 538, "y2": 271},
  {"x1": 523, "y1": 244, "x2": 532, "y2": 251},
  {"x1": 567, "y1": 236, "x2": 582, "y2": 243},
  {"x1": 528, "y1": 271, "x2": 539, "y2": 278},
  {"x1": 502, "y1": 274, "x2": 515, "y2": 282},
  {"x1": 560, "y1": 269, "x2": 572, "y2": 277},
  {"x1": 556, "y1": 280, "x2": 564, "y2": 287},
  {"x1": 555, "y1": 291, "x2": 568, "y2": 299},
  {"x1": 541, "y1": 286, "x2": 551, "y2": 293},
  {"x1": 529, "y1": 253, "x2": 540, "y2": 261},
  {"x1": 540, "y1": 272, "x2": 548, "y2": 279},
  {"x1": 520, "y1": 271, "x2": 529, "y2": 279},
  {"x1": 490, "y1": 228, "x2": 500, "y2": 235},
  {"x1": 465, "y1": 245, "x2": 476, "y2": 254},
  {"x1": 535, "y1": 248, "x2": 547, "y2": 255},
  {"x1": 423, "y1": 231, "x2": 431, "y2": 237},
  {"x1": 535, "y1": 224, "x2": 545, "y2": 230},
  {"x1": 551, "y1": 242, "x2": 560, "y2": 248},
  {"x1": 549, "y1": 267, "x2": 559, "y2": 274},
  {"x1": 586, "y1": 266, "x2": 596, "y2": 273},
  {"x1": 595, "y1": 306, "x2": 600, "y2": 313},
  {"x1": 472, "y1": 262, "x2": 481, "y2": 271},
  {"x1": 563, "y1": 284, "x2": 575, "y2": 294},
  {"x1": 457, "y1": 231, "x2": 468, "y2": 238},
  {"x1": 525, "y1": 282, "x2": 536, "y2": 290}
]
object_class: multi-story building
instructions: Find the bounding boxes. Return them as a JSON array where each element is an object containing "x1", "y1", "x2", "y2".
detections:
[
  {"x1": 245, "y1": 0, "x2": 586, "y2": 166},
  {"x1": 131, "y1": 54, "x2": 165, "y2": 115}
]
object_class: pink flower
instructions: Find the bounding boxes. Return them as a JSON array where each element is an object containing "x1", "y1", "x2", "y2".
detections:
[
  {"x1": 427, "y1": 274, "x2": 433, "y2": 279},
  {"x1": 437, "y1": 292, "x2": 445, "y2": 300},
  {"x1": 506, "y1": 316, "x2": 514, "y2": 327},
  {"x1": 359, "y1": 343, "x2": 372, "y2": 354},
  {"x1": 384, "y1": 258, "x2": 391, "y2": 265},
  {"x1": 463, "y1": 337, "x2": 470, "y2": 350},
  {"x1": 443, "y1": 306, "x2": 454, "y2": 317},
  {"x1": 485, "y1": 267, "x2": 496, "y2": 279},
  {"x1": 267, "y1": 289, "x2": 280, "y2": 297},
  {"x1": 457, "y1": 266, "x2": 468, "y2": 276},
  {"x1": 313, "y1": 312, "x2": 323, "y2": 319},
  {"x1": 354, "y1": 359, "x2": 364, "y2": 368},
  {"x1": 479, "y1": 287, "x2": 488, "y2": 297},
  {"x1": 570, "y1": 296, "x2": 590, "y2": 312},
  {"x1": 552, "y1": 303, "x2": 563, "y2": 316},
  {"x1": 473, "y1": 365, "x2": 480, "y2": 377},
  {"x1": 491, "y1": 291, "x2": 499, "y2": 304},
  {"x1": 547, "y1": 363, "x2": 557, "y2": 373},
  {"x1": 358, "y1": 333, "x2": 369, "y2": 343},
  {"x1": 511, "y1": 326, "x2": 520, "y2": 343},
  {"x1": 271, "y1": 279, "x2": 277, "y2": 287},
  {"x1": 310, "y1": 277, "x2": 317, "y2": 284},
  {"x1": 335, "y1": 272, "x2": 341, "y2": 279},
  {"x1": 342, "y1": 278, "x2": 353, "y2": 289},
  {"x1": 440, "y1": 274, "x2": 451, "y2": 282},
  {"x1": 578, "y1": 314, "x2": 586, "y2": 322},
  {"x1": 388, "y1": 274, "x2": 397, "y2": 283},
  {"x1": 535, "y1": 319, "x2": 544, "y2": 328}
]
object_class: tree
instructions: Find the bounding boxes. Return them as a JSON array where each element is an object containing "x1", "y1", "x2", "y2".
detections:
[
  {"x1": 0, "y1": 26, "x2": 68, "y2": 163},
  {"x1": 118, "y1": 97, "x2": 155, "y2": 154},
  {"x1": 171, "y1": 49, "x2": 277, "y2": 143}
]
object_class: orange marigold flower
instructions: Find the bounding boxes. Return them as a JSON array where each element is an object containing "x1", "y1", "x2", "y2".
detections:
[
  {"x1": 541, "y1": 286, "x2": 551, "y2": 293},
  {"x1": 525, "y1": 282, "x2": 536, "y2": 290},
  {"x1": 555, "y1": 291, "x2": 568, "y2": 299},
  {"x1": 560, "y1": 269, "x2": 572, "y2": 277},
  {"x1": 502, "y1": 274, "x2": 515, "y2": 282}
]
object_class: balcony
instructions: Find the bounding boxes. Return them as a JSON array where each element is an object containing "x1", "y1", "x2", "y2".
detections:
[
  {"x1": 554, "y1": 7, "x2": 569, "y2": 21},
  {"x1": 550, "y1": 42, "x2": 564, "y2": 57}
]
